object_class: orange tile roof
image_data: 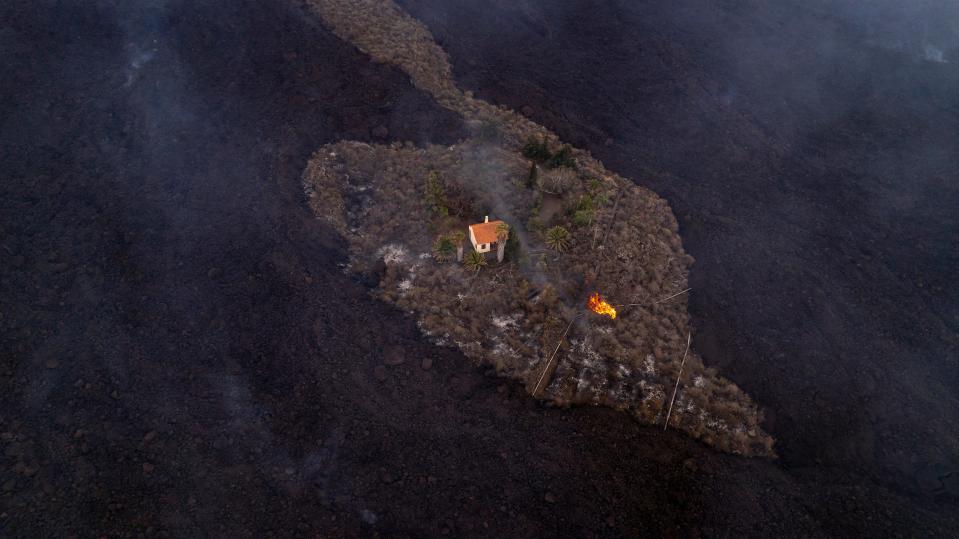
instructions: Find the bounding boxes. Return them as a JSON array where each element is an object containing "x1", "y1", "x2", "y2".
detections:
[{"x1": 470, "y1": 220, "x2": 506, "y2": 244}]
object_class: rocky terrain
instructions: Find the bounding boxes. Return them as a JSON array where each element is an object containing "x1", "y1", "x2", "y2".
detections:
[{"x1": 2, "y1": 0, "x2": 957, "y2": 536}]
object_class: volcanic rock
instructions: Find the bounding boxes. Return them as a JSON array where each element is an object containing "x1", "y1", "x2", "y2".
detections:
[{"x1": 383, "y1": 345, "x2": 405, "y2": 365}]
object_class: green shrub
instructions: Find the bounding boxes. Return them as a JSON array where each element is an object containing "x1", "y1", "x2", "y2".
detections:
[
  {"x1": 571, "y1": 193, "x2": 595, "y2": 213},
  {"x1": 588, "y1": 178, "x2": 602, "y2": 194},
  {"x1": 572, "y1": 209, "x2": 594, "y2": 227},
  {"x1": 463, "y1": 250, "x2": 487, "y2": 272},
  {"x1": 432, "y1": 235, "x2": 456, "y2": 262},
  {"x1": 544, "y1": 225, "x2": 572, "y2": 252},
  {"x1": 504, "y1": 224, "x2": 522, "y2": 260},
  {"x1": 424, "y1": 170, "x2": 448, "y2": 217},
  {"x1": 547, "y1": 145, "x2": 575, "y2": 168},
  {"x1": 522, "y1": 136, "x2": 551, "y2": 161}
]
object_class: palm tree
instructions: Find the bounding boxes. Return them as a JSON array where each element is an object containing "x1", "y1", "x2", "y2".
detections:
[
  {"x1": 544, "y1": 225, "x2": 571, "y2": 252},
  {"x1": 448, "y1": 230, "x2": 466, "y2": 262},
  {"x1": 495, "y1": 222, "x2": 510, "y2": 262},
  {"x1": 464, "y1": 250, "x2": 487, "y2": 272},
  {"x1": 432, "y1": 235, "x2": 456, "y2": 262}
]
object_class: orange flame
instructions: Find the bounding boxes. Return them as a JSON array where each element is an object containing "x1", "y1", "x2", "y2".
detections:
[{"x1": 587, "y1": 292, "x2": 617, "y2": 320}]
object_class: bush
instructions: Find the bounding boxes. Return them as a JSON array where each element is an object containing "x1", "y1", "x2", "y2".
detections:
[
  {"x1": 570, "y1": 193, "x2": 595, "y2": 213},
  {"x1": 572, "y1": 209, "x2": 594, "y2": 227},
  {"x1": 442, "y1": 179, "x2": 474, "y2": 217},
  {"x1": 424, "y1": 170, "x2": 448, "y2": 217},
  {"x1": 547, "y1": 144, "x2": 575, "y2": 168},
  {"x1": 432, "y1": 235, "x2": 456, "y2": 262},
  {"x1": 505, "y1": 225, "x2": 522, "y2": 260},
  {"x1": 539, "y1": 168, "x2": 576, "y2": 195},
  {"x1": 464, "y1": 249, "x2": 487, "y2": 272},
  {"x1": 474, "y1": 119, "x2": 502, "y2": 143},
  {"x1": 522, "y1": 136, "x2": 551, "y2": 161},
  {"x1": 544, "y1": 225, "x2": 572, "y2": 252}
]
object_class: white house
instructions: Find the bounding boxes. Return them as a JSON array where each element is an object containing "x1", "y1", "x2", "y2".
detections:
[{"x1": 468, "y1": 216, "x2": 507, "y2": 260}]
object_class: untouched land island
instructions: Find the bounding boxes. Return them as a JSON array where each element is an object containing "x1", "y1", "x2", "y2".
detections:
[{"x1": 303, "y1": 0, "x2": 773, "y2": 456}]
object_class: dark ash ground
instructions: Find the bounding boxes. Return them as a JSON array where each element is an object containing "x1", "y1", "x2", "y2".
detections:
[{"x1": 2, "y1": 0, "x2": 957, "y2": 536}]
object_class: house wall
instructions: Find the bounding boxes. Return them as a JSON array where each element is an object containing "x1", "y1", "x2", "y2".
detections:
[{"x1": 469, "y1": 227, "x2": 492, "y2": 253}]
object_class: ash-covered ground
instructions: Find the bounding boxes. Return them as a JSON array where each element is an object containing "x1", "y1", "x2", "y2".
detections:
[{"x1": 1, "y1": 0, "x2": 957, "y2": 536}]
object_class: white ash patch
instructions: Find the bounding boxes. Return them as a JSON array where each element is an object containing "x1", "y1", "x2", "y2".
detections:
[
  {"x1": 585, "y1": 345, "x2": 604, "y2": 369},
  {"x1": 641, "y1": 354, "x2": 657, "y2": 376},
  {"x1": 605, "y1": 383, "x2": 631, "y2": 408},
  {"x1": 378, "y1": 244, "x2": 409, "y2": 265},
  {"x1": 491, "y1": 341, "x2": 519, "y2": 361},
  {"x1": 455, "y1": 340, "x2": 483, "y2": 356},
  {"x1": 569, "y1": 339, "x2": 603, "y2": 371},
  {"x1": 573, "y1": 371, "x2": 590, "y2": 393},
  {"x1": 693, "y1": 375, "x2": 705, "y2": 388},
  {"x1": 396, "y1": 259, "x2": 423, "y2": 295},
  {"x1": 699, "y1": 409, "x2": 731, "y2": 432},
  {"x1": 568, "y1": 340, "x2": 609, "y2": 402},
  {"x1": 491, "y1": 313, "x2": 520, "y2": 330},
  {"x1": 639, "y1": 379, "x2": 666, "y2": 406}
]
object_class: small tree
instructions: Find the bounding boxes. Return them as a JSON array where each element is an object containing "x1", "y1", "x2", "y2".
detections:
[
  {"x1": 495, "y1": 222, "x2": 510, "y2": 263},
  {"x1": 545, "y1": 226, "x2": 572, "y2": 252},
  {"x1": 522, "y1": 135, "x2": 551, "y2": 161},
  {"x1": 505, "y1": 225, "x2": 522, "y2": 262},
  {"x1": 449, "y1": 230, "x2": 466, "y2": 261},
  {"x1": 525, "y1": 162, "x2": 538, "y2": 189},
  {"x1": 464, "y1": 250, "x2": 487, "y2": 272},
  {"x1": 424, "y1": 171, "x2": 448, "y2": 217}
]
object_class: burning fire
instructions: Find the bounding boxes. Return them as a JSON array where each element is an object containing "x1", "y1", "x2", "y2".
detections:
[{"x1": 587, "y1": 292, "x2": 617, "y2": 320}]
